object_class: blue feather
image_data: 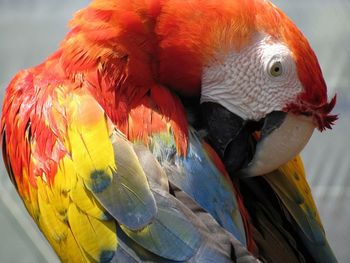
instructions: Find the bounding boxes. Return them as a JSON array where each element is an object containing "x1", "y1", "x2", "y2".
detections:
[{"x1": 151, "y1": 130, "x2": 247, "y2": 245}]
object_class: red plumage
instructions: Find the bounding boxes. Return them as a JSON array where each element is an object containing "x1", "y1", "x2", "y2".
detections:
[{"x1": 1, "y1": 1, "x2": 337, "y2": 261}]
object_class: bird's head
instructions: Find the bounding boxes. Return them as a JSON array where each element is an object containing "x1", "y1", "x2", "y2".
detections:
[
  {"x1": 64, "y1": 0, "x2": 337, "y2": 176},
  {"x1": 155, "y1": 0, "x2": 337, "y2": 176}
]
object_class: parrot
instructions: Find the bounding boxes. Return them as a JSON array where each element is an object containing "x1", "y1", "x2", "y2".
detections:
[{"x1": 1, "y1": 0, "x2": 338, "y2": 262}]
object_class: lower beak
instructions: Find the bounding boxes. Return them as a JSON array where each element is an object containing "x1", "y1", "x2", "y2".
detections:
[{"x1": 201, "y1": 102, "x2": 315, "y2": 177}]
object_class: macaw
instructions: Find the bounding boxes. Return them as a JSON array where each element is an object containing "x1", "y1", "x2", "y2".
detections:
[{"x1": 1, "y1": 0, "x2": 338, "y2": 262}]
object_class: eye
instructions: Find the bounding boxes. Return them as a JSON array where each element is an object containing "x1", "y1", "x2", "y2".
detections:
[{"x1": 269, "y1": 61, "x2": 283, "y2": 77}]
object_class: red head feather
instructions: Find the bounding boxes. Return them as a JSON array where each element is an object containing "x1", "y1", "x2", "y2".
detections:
[
  {"x1": 260, "y1": 5, "x2": 338, "y2": 130},
  {"x1": 60, "y1": 0, "x2": 336, "y2": 132}
]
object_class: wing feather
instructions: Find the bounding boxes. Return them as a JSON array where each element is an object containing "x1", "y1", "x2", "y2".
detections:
[
  {"x1": 264, "y1": 155, "x2": 337, "y2": 263},
  {"x1": 36, "y1": 177, "x2": 85, "y2": 262},
  {"x1": 150, "y1": 132, "x2": 247, "y2": 245},
  {"x1": 266, "y1": 156, "x2": 324, "y2": 244},
  {"x1": 70, "y1": 175, "x2": 110, "y2": 220},
  {"x1": 66, "y1": 93, "x2": 157, "y2": 230},
  {"x1": 68, "y1": 203, "x2": 117, "y2": 262},
  {"x1": 3, "y1": 85, "x2": 256, "y2": 262}
]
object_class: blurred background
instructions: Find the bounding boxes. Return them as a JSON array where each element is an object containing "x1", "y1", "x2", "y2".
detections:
[{"x1": 0, "y1": 0, "x2": 349, "y2": 262}]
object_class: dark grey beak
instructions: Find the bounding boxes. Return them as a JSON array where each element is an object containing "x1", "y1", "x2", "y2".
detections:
[{"x1": 201, "y1": 102, "x2": 315, "y2": 177}]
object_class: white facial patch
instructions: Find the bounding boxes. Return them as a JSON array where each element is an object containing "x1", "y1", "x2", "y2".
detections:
[{"x1": 201, "y1": 33, "x2": 303, "y2": 120}]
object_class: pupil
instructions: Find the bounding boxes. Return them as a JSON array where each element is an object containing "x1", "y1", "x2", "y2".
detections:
[{"x1": 274, "y1": 67, "x2": 280, "y2": 72}]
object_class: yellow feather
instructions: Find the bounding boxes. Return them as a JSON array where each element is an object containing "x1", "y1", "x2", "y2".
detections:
[
  {"x1": 22, "y1": 169, "x2": 40, "y2": 223},
  {"x1": 20, "y1": 91, "x2": 120, "y2": 262},
  {"x1": 62, "y1": 228, "x2": 86, "y2": 263},
  {"x1": 36, "y1": 178, "x2": 85, "y2": 262},
  {"x1": 70, "y1": 175, "x2": 108, "y2": 220},
  {"x1": 66, "y1": 93, "x2": 116, "y2": 190},
  {"x1": 275, "y1": 155, "x2": 322, "y2": 223},
  {"x1": 68, "y1": 203, "x2": 117, "y2": 262},
  {"x1": 265, "y1": 154, "x2": 325, "y2": 245}
]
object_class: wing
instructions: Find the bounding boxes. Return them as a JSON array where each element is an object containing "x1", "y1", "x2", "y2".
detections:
[
  {"x1": 150, "y1": 131, "x2": 248, "y2": 246},
  {"x1": 238, "y1": 155, "x2": 336, "y2": 263},
  {"x1": 264, "y1": 156, "x2": 337, "y2": 263},
  {"x1": 1, "y1": 74, "x2": 257, "y2": 262}
]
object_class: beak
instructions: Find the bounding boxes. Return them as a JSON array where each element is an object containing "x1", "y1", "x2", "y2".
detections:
[
  {"x1": 240, "y1": 112, "x2": 315, "y2": 176},
  {"x1": 201, "y1": 102, "x2": 315, "y2": 177}
]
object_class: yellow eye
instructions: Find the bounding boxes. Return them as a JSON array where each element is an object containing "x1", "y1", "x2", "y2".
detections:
[{"x1": 269, "y1": 61, "x2": 283, "y2": 77}]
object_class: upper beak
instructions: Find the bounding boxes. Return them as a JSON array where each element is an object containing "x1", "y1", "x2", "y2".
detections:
[
  {"x1": 201, "y1": 102, "x2": 315, "y2": 177},
  {"x1": 240, "y1": 112, "x2": 315, "y2": 176}
]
